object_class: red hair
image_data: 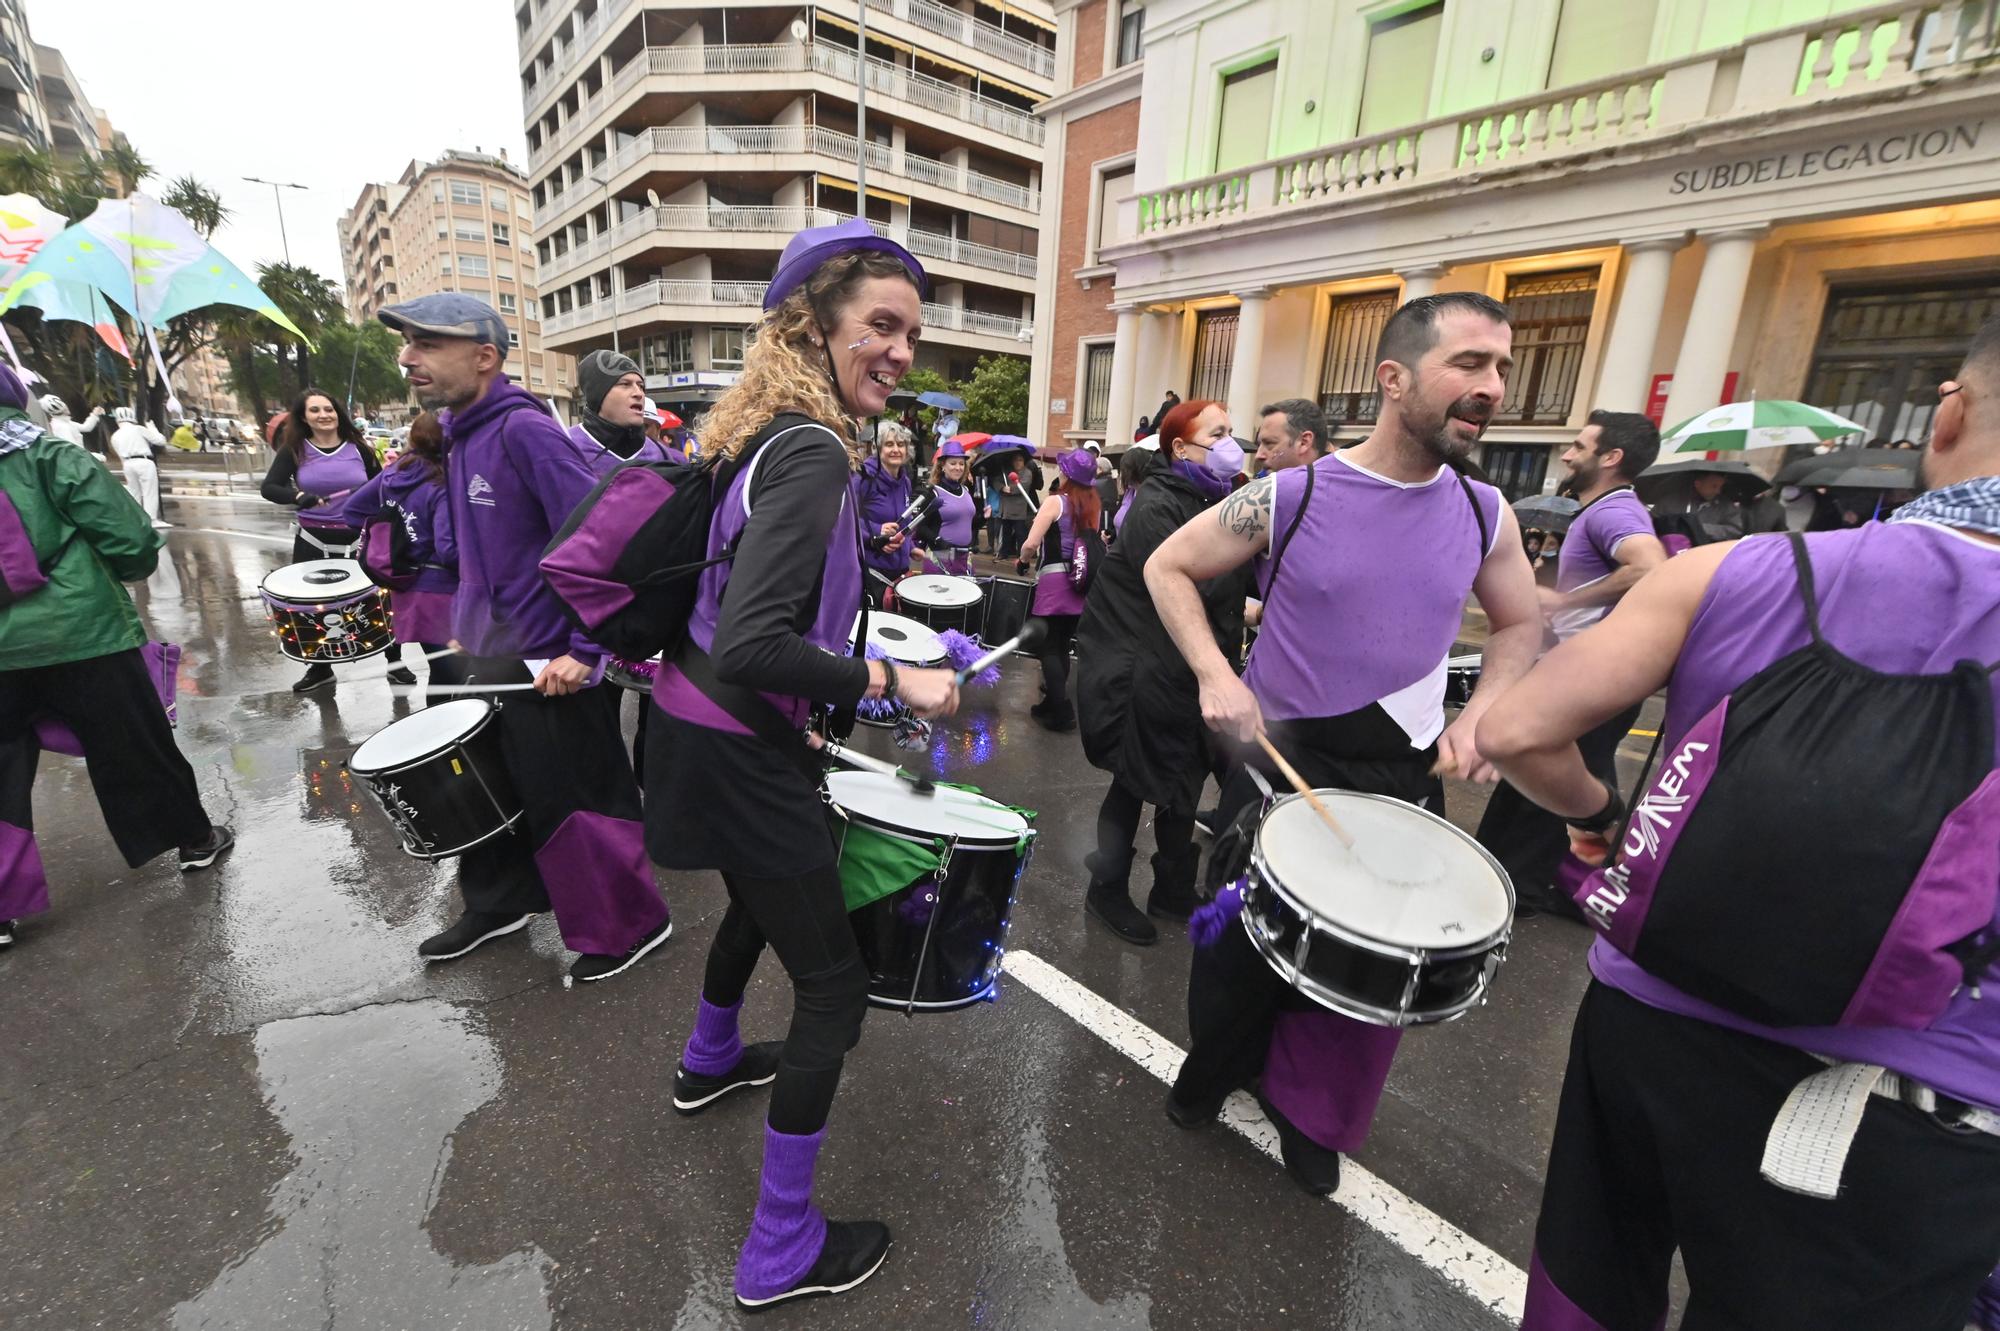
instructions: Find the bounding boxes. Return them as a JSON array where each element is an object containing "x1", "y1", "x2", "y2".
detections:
[
  {"x1": 1058, "y1": 471, "x2": 1101, "y2": 534},
  {"x1": 1157, "y1": 398, "x2": 1223, "y2": 451}
]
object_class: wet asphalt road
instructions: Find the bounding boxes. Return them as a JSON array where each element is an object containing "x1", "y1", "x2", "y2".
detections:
[{"x1": 0, "y1": 490, "x2": 1668, "y2": 1331}]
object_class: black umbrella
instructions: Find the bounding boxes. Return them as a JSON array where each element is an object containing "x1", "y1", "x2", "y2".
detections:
[
  {"x1": 971, "y1": 437, "x2": 1035, "y2": 478},
  {"x1": 884, "y1": 390, "x2": 922, "y2": 412},
  {"x1": 1512, "y1": 494, "x2": 1581, "y2": 535},
  {"x1": 1776, "y1": 448, "x2": 1920, "y2": 491},
  {"x1": 1635, "y1": 458, "x2": 1772, "y2": 506}
]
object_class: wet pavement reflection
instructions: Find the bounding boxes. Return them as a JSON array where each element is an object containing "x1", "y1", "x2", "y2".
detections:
[{"x1": 0, "y1": 496, "x2": 1650, "y2": 1328}]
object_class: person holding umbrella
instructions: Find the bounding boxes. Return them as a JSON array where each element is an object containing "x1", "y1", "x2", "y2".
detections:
[
  {"x1": 988, "y1": 437, "x2": 1038, "y2": 559},
  {"x1": 1476, "y1": 410, "x2": 1666, "y2": 920}
]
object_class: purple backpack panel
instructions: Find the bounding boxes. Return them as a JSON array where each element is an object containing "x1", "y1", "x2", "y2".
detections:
[{"x1": 0, "y1": 491, "x2": 48, "y2": 606}]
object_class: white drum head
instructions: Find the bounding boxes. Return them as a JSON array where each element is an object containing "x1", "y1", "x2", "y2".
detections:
[
  {"x1": 263, "y1": 559, "x2": 373, "y2": 603},
  {"x1": 849, "y1": 611, "x2": 947, "y2": 664},
  {"x1": 1258, "y1": 791, "x2": 1510, "y2": 948},
  {"x1": 1447, "y1": 653, "x2": 1482, "y2": 670},
  {"x1": 351, "y1": 698, "x2": 493, "y2": 771},
  {"x1": 826, "y1": 771, "x2": 1026, "y2": 847},
  {"x1": 898, "y1": 575, "x2": 983, "y2": 609}
]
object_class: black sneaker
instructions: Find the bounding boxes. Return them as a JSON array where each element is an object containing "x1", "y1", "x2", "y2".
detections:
[
  {"x1": 673, "y1": 1040, "x2": 783, "y2": 1115},
  {"x1": 568, "y1": 915, "x2": 673, "y2": 983},
  {"x1": 1085, "y1": 885, "x2": 1157, "y2": 945},
  {"x1": 1256, "y1": 1090, "x2": 1342, "y2": 1196},
  {"x1": 0, "y1": 918, "x2": 15, "y2": 947},
  {"x1": 291, "y1": 664, "x2": 335, "y2": 693},
  {"x1": 178, "y1": 825, "x2": 235, "y2": 872},
  {"x1": 419, "y1": 910, "x2": 535, "y2": 961},
  {"x1": 385, "y1": 666, "x2": 418, "y2": 686},
  {"x1": 1164, "y1": 1084, "x2": 1225, "y2": 1130},
  {"x1": 1194, "y1": 807, "x2": 1220, "y2": 838},
  {"x1": 736, "y1": 1219, "x2": 891, "y2": 1313}
]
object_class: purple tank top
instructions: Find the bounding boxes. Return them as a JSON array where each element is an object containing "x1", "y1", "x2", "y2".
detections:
[
  {"x1": 676, "y1": 423, "x2": 862, "y2": 724},
  {"x1": 1243, "y1": 452, "x2": 1499, "y2": 733},
  {"x1": 1593, "y1": 522, "x2": 2000, "y2": 1109},
  {"x1": 933, "y1": 482, "x2": 975, "y2": 548},
  {"x1": 297, "y1": 441, "x2": 371, "y2": 529}
]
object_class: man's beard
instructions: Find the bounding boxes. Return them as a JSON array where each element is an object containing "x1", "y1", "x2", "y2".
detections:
[{"x1": 1413, "y1": 392, "x2": 1492, "y2": 462}]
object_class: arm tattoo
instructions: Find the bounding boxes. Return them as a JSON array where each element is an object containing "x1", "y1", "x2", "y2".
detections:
[{"x1": 1216, "y1": 476, "x2": 1273, "y2": 540}]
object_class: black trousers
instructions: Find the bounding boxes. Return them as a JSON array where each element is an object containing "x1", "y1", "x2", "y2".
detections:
[
  {"x1": 999, "y1": 518, "x2": 1028, "y2": 559},
  {"x1": 1087, "y1": 777, "x2": 1198, "y2": 900},
  {"x1": 701, "y1": 864, "x2": 871, "y2": 1135},
  {"x1": 0, "y1": 648, "x2": 210, "y2": 867},
  {"x1": 292, "y1": 526, "x2": 400, "y2": 663},
  {"x1": 1475, "y1": 700, "x2": 1642, "y2": 898},
  {"x1": 1528, "y1": 982, "x2": 2000, "y2": 1331},
  {"x1": 1034, "y1": 613, "x2": 1079, "y2": 707}
]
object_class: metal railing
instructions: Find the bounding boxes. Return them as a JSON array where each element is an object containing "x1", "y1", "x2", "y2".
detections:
[
  {"x1": 863, "y1": 0, "x2": 1054, "y2": 78},
  {"x1": 1133, "y1": 0, "x2": 1994, "y2": 240},
  {"x1": 543, "y1": 284, "x2": 1028, "y2": 342}
]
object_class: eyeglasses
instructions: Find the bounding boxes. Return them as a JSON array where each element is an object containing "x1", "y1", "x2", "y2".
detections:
[{"x1": 1939, "y1": 382, "x2": 1964, "y2": 401}]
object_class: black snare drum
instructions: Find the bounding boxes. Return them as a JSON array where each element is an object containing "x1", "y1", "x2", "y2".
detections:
[
  {"x1": 349, "y1": 699, "x2": 523, "y2": 859},
  {"x1": 980, "y1": 577, "x2": 1034, "y2": 650},
  {"x1": 895, "y1": 574, "x2": 984, "y2": 636},
  {"x1": 260, "y1": 560, "x2": 394, "y2": 663}
]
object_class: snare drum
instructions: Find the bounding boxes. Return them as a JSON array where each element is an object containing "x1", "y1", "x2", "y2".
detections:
[
  {"x1": 605, "y1": 654, "x2": 662, "y2": 692},
  {"x1": 1241, "y1": 789, "x2": 1513, "y2": 1026},
  {"x1": 828, "y1": 771, "x2": 1035, "y2": 1011},
  {"x1": 261, "y1": 560, "x2": 394, "y2": 663},
  {"x1": 1445, "y1": 652, "x2": 1482, "y2": 709},
  {"x1": 349, "y1": 699, "x2": 524, "y2": 859},
  {"x1": 895, "y1": 574, "x2": 984, "y2": 636},
  {"x1": 979, "y1": 577, "x2": 1035, "y2": 650},
  {"x1": 850, "y1": 610, "x2": 948, "y2": 665}
]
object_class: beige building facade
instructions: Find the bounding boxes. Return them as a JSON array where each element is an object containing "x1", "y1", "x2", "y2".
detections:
[
  {"x1": 514, "y1": 0, "x2": 1055, "y2": 418},
  {"x1": 1037, "y1": 0, "x2": 2000, "y2": 496},
  {"x1": 341, "y1": 150, "x2": 576, "y2": 420}
]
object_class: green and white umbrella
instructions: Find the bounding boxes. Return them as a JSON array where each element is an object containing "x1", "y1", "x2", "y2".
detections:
[{"x1": 1662, "y1": 399, "x2": 1868, "y2": 454}]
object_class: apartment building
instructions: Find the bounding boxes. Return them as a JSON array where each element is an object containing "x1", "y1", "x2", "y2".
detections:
[
  {"x1": 32, "y1": 41, "x2": 94, "y2": 160},
  {"x1": 339, "y1": 150, "x2": 575, "y2": 419},
  {"x1": 1039, "y1": 0, "x2": 2000, "y2": 498},
  {"x1": 514, "y1": 0, "x2": 1056, "y2": 418},
  {"x1": 0, "y1": 0, "x2": 45, "y2": 153}
]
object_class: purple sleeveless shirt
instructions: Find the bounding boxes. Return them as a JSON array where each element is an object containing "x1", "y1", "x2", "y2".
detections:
[
  {"x1": 1031, "y1": 494, "x2": 1088, "y2": 616},
  {"x1": 655, "y1": 423, "x2": 863, "y2": 730},
  {"x1": 932, "y1": 481, "x2": 975, "y2": 548},
  {"x1": 1594, "y1": 522, "x2": 2000, "y2": 1109},
  {"x1": 1243, "y1": 452, "x2": 1500, "y2": 738},
  {"x1": 296, "y1": 441, "x2": 371, "y2": 529}
]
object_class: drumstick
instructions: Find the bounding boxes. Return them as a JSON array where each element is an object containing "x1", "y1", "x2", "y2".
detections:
[
  {"x1": 339, "y1": 644, "x2": 464, "y2": 683},
  {"x1": 1255, "y1": 734, "x2": 1355, "y2": 851},
  {"x1": 393, "y1": 681, "x2": 541, "y2": 695},
  {"x1": 954, "y1": 620, "x2": 1046, "y2": 685}
]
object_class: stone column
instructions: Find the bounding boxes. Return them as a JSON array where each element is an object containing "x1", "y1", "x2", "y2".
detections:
[
  {"x1": 1104, "y1": 303, "x2": 1142, "y2": 452},
  {"x1": 1661, "y1": 227, "x2": 1765, "y2": 427},
  {"x1": 1397, "y1": 264, "x2": 1445, "y2": 302},
  {"x1": 1134, "y1": 306, "x2": 1173, "y2": 422},
  {"x1": 1225, "y1": 289, "x2": 1272, "y2": 439},
  {"x1": 1592, "y1": 237, "x2": 1685, "y2": 413}
]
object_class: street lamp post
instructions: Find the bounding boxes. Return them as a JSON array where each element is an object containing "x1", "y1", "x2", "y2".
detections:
[{"x1": 242, "y1": 176, "x2": 309, "y2": 265}]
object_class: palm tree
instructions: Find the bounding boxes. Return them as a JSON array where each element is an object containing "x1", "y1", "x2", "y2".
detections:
[
  {"x1": 98, "y1": 136, "x2": 152, "y2": 195},
  {"x1": 0, "y1": 147, "x2": 59, "y2": 199},
  {"x1": 161, "y1": 175, "x2": 229, "y2": 240},
  {"x1": 254, "y1": 262, "x2": 344, "y2": 393}
]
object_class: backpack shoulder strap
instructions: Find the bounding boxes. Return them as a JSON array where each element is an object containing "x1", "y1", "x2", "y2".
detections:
[
  {"x1": 1262, "y1": 459, "x2": 1315, "y2": 599},
  {"x1": 1784, "y1": 532, "x2": 1827, "y2": 647},
  {"x1": 1455, "y1": 468, "x2": 1493, "y2": 563}
]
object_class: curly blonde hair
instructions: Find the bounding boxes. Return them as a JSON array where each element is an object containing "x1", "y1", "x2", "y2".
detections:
[{"x1": 697, "y1": 251, "x2": 920, "y2": 469}]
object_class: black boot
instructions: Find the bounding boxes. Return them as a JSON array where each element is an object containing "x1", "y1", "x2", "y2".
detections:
[
  {"x1": 1033, "y1": 699, "x2": 1076, "y2": 733},
  {"x1": 1257, "y1": 1090, "x2": 1343, "y2": 1196},
  {"x1": 1146, "y1": 841, "x2": 1205, "y2": 922}
]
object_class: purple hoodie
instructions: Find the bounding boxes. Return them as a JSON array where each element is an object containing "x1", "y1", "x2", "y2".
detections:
[
  {"x1": 442, "y1": 380, "x2": 601, "y2": 663},
  {"x1": 333, "y1": 459, "x2": 459, "y2": 644}
]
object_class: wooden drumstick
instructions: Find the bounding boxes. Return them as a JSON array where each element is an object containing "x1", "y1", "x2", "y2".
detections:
[{"x1": 1255, "y1": 734, "x2": 1355, "y2": 851}]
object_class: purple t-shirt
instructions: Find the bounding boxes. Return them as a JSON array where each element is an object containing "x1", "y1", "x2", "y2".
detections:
[
  {"x1": 1551, "y1": 486, "x2": 1654, "y2": 640},
  {"x1": 1242, "y1": 452, "x2": 1499, "y2": 740},
  {"x1": 1592, "y1": 521, "x2": 2000, "y2": 1109}
]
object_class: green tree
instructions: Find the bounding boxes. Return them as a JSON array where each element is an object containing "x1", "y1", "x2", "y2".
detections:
[
  {"x1": 251, "y1": 262, "x2": 345, "y2": 396},
  {"x1": 959, "y1": 354, "x2": 1030, "y2": 435},
  {"x1": 318, "y1": 319, "x2": 407, "y2": 416}
]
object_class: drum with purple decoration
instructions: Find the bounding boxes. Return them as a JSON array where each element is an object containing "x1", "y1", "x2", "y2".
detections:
[
  {"x1": 895, "y1": 574, "x2": 984, "y2": 636},
  {"x1": 1241, "y1": 789, "x2": 1514, "y2": 1026},
  {"x1": 848, "y1": 611, "x2": 946, "y2": 730},
  {"x1": 605, "y1": 653, "x2": 662, "y2": 692},
  {"x1": 349, "y1": 698, "x2": 524, "y2": 859},
  {"x1": 260, "y1": 559, "x2": 394, "y2": 663},
  {"x1": 827, "y1": 771, "x2": 1035, "y2": 1012}
]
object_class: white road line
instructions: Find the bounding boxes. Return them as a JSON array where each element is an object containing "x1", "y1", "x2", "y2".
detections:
[{"x1": 1001, "y1": 948, "x2": 1529, "y2": 1323}]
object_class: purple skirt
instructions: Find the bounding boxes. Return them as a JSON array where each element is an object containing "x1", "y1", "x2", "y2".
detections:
[{"x1": 1031, "y1": 569, "x2": 1087, "y2": 617}]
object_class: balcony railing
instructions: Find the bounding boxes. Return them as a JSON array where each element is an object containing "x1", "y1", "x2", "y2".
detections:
[
  {"x1": 1131, "y1": 0, "x2": 1993, "y2": 241},
  {"x1": 543, "y1": 284, "x2": 1028, "y2": 342},
  {"x1": 863, "y1": 0, "x2": 1054, "y2": 78},
  {"x1": 534, "y1": 121, "x2": 1040, "y2": 228},
  {"x1": 540, "y1": 202, "x2": 1038, "y2": 283}
]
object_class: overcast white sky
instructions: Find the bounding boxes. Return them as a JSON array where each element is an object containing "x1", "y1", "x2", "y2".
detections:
[{"x1": 31, "y1": 0, "x2": 530, "y2": 285}]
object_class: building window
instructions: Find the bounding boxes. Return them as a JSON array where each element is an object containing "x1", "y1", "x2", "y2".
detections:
[
  {"x1": 498, "y1": 292, "x2": 518, "y2": 313},
  {"x1": 491, "y1": 187, "x2": 509, "y2": 210},
  {"x1": 1214, "y1": 58, "x2": 1278, "y2": 174},
  {"x1": 450, "y1": 180, "x2": 483, "y2": 206},
  {"x1": 710, "y1": 326, "x2": 747, "y2": 370},
  {"x1": 1080, "y1": 342, "x2": 1115, "y2": 430},
  {"x1": 644, "y1": 328, "x2": 694, "y2": 375},
  {"x1": 1317, "y1": 290, "x2": 1399, "y2": 427},
  {"x1": 1357, "y1": 2, "x2": 1444, "y2": 138},
  {"x1": 1500, "y1": 267, "x2": 1599, "y2": 425},
  {"x1": 1802, "y1": 277, "x2": 2000, "y2": 444},
  {"x1": 1481, "y1": 443, "x2": 1551, "y2": 502},
  {"x1": 498, "y1": 261, "x2": 514, "y2": 281},
  {"x1": 1189, "y1": 307, "x2": 1239, "y2": 403},
  {"x1": 1547, "y1": 0, "x2": 1661, "y2": 91},
  {"x1": 459, "y1": 254, "x2": 490, "y2": 278},
  {"x1": 432, "y1": 181, "x2": 445, "y2": 202},
  {"x1": 436, "y1": 222, "x2": 447, "y2": 239},
  {"x1": 1116, "y1": 0, "x2": 1144, "y2": 67},
  {"x1": 454, "y1": 220, "x2": 484, "y2": 244},
  {"x1": 1094, "y1": 164, "x2": 1133, "y2": 259},
  {"x1": 492, "y1": 221, "x2": 511, "y2": 244}
]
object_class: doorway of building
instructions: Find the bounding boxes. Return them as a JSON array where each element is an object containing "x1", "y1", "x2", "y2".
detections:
[{"x1": 1802, "y1": 275, "x2": 2000, "y2": 444}]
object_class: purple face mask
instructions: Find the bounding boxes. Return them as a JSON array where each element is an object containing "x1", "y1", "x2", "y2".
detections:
[{"x1": 1173, "y1": 436, "x2": 1243, "y2": 500}]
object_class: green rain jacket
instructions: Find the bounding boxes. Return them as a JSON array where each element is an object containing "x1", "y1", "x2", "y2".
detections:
[{"x1": 0, "y1": 410, "x2": 161, "y2": 669}]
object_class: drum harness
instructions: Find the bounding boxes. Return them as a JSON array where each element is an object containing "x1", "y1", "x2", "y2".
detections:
[{"x1": 296, "y1": 526, "x2": 360, "y2": 559}]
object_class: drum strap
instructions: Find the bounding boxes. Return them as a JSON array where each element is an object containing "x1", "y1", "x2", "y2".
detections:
[{"x1": 675, "y1": 645, "x2": 823, "y2": 784}]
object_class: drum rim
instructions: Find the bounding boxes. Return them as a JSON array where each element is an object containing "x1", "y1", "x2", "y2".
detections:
[
  {"x1": 1249, "y1": 789, "x2": 1514, "y2": 957},
  {"x1": 261, "y1": 558, "x2": 375, "y2": 602},
  {"x1": 349, "y1": 698, "x2": 499, "y2": 776},
  {"x1": 825, "y1": 774, "x2": 1032, "y2": 850},
  {"x1": 1240, "y1": 906, "x2": 1500, "y2": 1025},
  {"x1": 896, "y1": 574, "x2": 985, "y2": 608}
]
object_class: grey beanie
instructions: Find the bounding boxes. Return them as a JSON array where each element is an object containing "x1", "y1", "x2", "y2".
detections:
[{"x1": 578, "y1": 349, "x2": 642, "y2": 416}]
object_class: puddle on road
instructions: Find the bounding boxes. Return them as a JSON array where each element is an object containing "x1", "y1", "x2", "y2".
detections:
[{"x1": 173, "y1": 998, "x2": 552, "y2": 1330}]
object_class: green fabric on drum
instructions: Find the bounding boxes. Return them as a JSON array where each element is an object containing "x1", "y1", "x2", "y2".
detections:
[{"x1": 837, "y1": 821, "x2": 946, "y2": 914}]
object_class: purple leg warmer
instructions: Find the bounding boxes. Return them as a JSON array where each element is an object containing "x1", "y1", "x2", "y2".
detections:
[
  {"x1": 682, "y1": 998, "x2": 743, "y2": 1077},
  {"x1": 734, "y1": 1125, "x2": 829, "y2": 1302}
]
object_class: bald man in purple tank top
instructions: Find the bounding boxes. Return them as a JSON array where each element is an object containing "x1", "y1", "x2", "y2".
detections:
[
  {"x1": 1480, "y1": 317, "x2": 2000, "y2": 1331},
  {"x1": 1144, "y1": 293, "x2": 1544, "y2": 1196}
]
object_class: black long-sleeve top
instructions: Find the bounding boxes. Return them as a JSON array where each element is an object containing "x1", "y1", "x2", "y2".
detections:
[{"x1": 260, "y1": 441, "x2": 382, "y2": 510}]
